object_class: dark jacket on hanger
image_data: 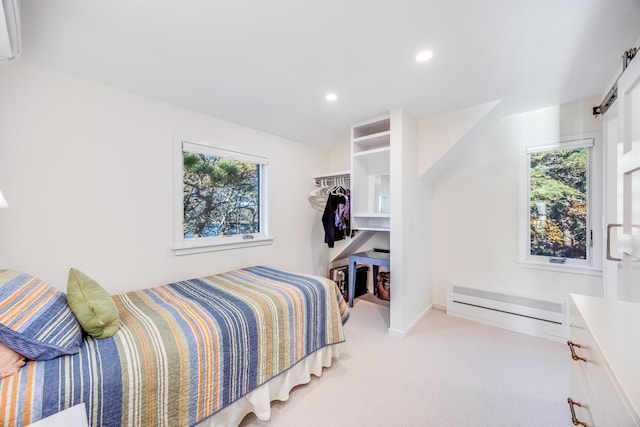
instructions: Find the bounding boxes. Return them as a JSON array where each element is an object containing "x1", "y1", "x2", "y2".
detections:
[{"x1": 322, "y1": 189, "x2": 350, "y2": 247}]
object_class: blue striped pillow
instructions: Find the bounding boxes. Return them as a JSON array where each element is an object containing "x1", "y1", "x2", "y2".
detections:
[{"x1": 0, "y1": 270, "x2": 83, "y2": 360}]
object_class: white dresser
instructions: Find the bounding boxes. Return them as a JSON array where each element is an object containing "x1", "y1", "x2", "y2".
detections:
[{"x1": 568, "y1": 294, "x2": 640, "y2": 426}]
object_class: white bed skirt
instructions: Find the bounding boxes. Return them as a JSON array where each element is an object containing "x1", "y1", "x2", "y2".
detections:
[{"x1": 198, "y1": 344, "x2": 341, "y2": 427}]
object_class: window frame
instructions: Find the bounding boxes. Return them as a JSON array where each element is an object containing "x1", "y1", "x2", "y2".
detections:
[
  {"x1": 519, "y1": 136, "x2": 602, "y2": 275},
  {"x1": 173, "y1": 136, "x2": 272, "y2": 255}
]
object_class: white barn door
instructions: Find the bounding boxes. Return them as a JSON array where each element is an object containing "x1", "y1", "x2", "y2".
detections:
[{"x1": 610, "y1": 54, "x2": 640, "y2": 302}]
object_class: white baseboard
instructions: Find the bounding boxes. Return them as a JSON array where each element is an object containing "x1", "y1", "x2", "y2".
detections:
[{"x1": 389, "y1": 304, "x2": 432, "y2": 336}]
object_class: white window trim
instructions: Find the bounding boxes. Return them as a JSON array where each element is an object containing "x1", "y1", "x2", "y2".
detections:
[
  {"x1": 173, "y1": 136, "x2": 272, "y2": 255},
  {"x1": 519, "y1": 134, "x2": 602, "y2": 276}
]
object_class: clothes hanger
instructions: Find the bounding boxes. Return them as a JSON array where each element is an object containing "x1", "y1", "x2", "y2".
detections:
[{"x1": 308, "y1": 178, "x2": 331, "y2": 211}]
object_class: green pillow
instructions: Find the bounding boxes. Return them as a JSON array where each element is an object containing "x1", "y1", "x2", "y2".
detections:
[{"x1": 66, "y1": 268, "x2": 120, "y2": 339}]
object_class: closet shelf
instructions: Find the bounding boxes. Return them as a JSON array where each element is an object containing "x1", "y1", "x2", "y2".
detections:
[
  {"x1": 352, "y1": 116, "x2": 390, "y2": 138},
  {"x1": 352, "y1": 146, "x2": 390, "y2": 162},
  {"x1": 312, "y1": 170, "x2": 350, "y2": 180},
  {"x1": 351, "y1": 213, "x2": 390, "y2": 232},
  {"x1": 354, "y1": 226, "x2": 390, "y2": 231},
  {"x1": 312, "y1": 170, "x2": 350, "y2": 186},
  {"x1": 352, "y1": 131, "x2": 390, "y2": 152},
  {"x1": 352, "y1": 213, "x2": 390, "y2": 218}
]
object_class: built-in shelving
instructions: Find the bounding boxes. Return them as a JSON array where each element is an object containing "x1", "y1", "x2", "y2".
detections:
[
  {"x1": 348, "y1": 109, "x2": 426, "y2": 334},
  {"x1": 351, "y1": 213, "x2": 390, "y2": 230},
  {"x1": 351, "y1": 115, "x2": 391, "y2": 232},
  {"x1": 352, "y1": 131, "x2": 391, "y2": 153},
  {"x1": 352, "y1": 146, "x2": 390, "y2": 159},
  {"x1": 352, "y1": 117, "x2": 390, "y2": 138}
]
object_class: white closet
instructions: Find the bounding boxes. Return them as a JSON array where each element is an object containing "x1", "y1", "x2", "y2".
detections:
[{"x1": 350, "y1": 109, "x2": 432, "y2": 335}]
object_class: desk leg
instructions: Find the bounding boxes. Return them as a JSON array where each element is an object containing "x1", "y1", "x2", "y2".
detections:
[
  {"x1": 348, "y1": 260, "x2": 355, "y2": 307},
  {"x1": 372, "y1": 264, "x2": 379, "y2": 296}
]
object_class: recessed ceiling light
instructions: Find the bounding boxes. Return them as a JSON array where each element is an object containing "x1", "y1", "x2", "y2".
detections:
[
  {"x1": 416, "y1": 50, "x2": 433, "y2": 62},
  {"x1": 325, "y1": 93, "x2": 338, "y2": 102}
]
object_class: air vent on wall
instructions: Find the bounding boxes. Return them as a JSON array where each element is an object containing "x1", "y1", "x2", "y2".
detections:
[{"x1": 0, "y1": 0, "x2": 20, "y2": 63}]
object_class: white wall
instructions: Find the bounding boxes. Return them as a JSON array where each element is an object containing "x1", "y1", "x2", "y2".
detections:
[
  {"x1": 425, "y1": 98, "x2": 604, "y2": 307},
  {"x1": 327, "y1": 139, "x2": 350, "y2": 172},
  {"x1": 390, "y1": 109, "x2": 432, "y2": 334},
  {"x1": 0, "y1": 62, "x2": 329, "y2": 293},
  {"x1": 419, "y1": 100, "x2": 502, "y2": 175}
]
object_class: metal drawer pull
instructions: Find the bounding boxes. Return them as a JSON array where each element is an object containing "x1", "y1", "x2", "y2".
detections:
[
  {"x1": 567, "y1": 341, "x2": 587, "y2": 362},
  {"x1": 567, "y1": 398, "x2": 588, "y2": 426}
]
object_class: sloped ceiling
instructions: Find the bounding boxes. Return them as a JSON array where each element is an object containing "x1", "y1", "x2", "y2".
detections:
[{"x1": 15, "y1": 0, "x2": 640, "y2": 149}]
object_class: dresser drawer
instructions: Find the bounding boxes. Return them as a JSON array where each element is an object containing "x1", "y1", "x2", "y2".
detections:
[
  {"x1": 569, "y1": 296, "x2": 639, "y2": 426},
  {"x1": 569, "y1": 362, "x2": 595, "y2": 427}
]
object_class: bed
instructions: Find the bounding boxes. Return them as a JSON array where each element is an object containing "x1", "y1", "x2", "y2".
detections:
[{"x1": 0, "y1": 266, "x2": 349, "y2": 427}]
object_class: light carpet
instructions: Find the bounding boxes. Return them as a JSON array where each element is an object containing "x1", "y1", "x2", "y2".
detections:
[{"x1": 240, "y1": 295, "x2": 570, "y2": 427}]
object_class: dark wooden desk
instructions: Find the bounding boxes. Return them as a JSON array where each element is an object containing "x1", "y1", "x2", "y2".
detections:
[{"x1": 348, "y1": 250, "x2": 390, "y2": 307}]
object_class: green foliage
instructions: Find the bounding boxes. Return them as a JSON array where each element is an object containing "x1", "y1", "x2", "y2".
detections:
[
  {"x1": 182, "y1": 151, "x2": 260, "y2": 238},
  {"x1": 529, "y1": 147, "x2": 587, "y2": 259}
]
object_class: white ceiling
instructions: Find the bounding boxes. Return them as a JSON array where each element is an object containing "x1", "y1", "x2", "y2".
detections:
[{"x1": 16, "y1": 0, "x2": 640, "y2": 149}]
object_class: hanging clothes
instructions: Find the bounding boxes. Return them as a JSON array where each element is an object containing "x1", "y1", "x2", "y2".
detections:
[
  {"x1": 335, "y1": 188, "x2": 350, "y2": 232},
  {"x1": 308, "y1": 180, "x2": 330, "y2": 212},
  {"x1": 322, "y1": 185, "x2": 351, "y2": 247}
]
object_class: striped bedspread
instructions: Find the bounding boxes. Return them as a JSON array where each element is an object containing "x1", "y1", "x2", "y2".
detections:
[{"x1": 0, "y1": 266, "x2": 349, "y2": 426}]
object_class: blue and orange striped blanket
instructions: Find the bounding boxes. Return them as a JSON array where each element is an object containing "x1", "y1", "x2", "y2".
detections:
[{"x1": 0, "y1": 266, "x2": 348, "y2": 426}]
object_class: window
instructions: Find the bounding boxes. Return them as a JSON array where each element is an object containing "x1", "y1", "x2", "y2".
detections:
[
  {"x1": 523, "y1": 138, "x2": 596, "y2": 270},
  {"x1": 174, "y1": 138, "x2": 271, "y2": 255}
]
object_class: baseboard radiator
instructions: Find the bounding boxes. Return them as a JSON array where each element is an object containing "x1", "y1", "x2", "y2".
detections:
[{"x1": 446, "y1": 284, "x2": 568, "y2": 342}]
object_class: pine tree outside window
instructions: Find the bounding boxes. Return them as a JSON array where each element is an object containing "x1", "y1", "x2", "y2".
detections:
[
  {"x1": 524, "y1": 138, "x2": 595, "y2": 269},
  {"x1": 174, "y1": 138, "x2": 271, "y2": 254}
]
